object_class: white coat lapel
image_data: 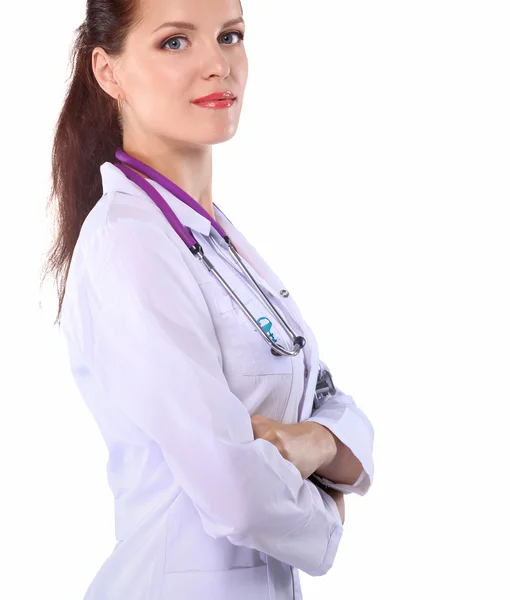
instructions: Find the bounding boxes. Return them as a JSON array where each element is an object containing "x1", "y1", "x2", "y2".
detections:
[{"x1": 214, "y1": 206, "x2": 302, "y2": 321}]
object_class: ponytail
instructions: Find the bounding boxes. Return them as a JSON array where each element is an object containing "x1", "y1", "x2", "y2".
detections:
[{"x1": 41, "y1": 1, "x2": 140, "y2": 325}]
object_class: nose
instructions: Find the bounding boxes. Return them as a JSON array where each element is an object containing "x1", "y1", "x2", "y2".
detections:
[{"x1": 199, "y1": 40, "x2": 232, "y2": 80}]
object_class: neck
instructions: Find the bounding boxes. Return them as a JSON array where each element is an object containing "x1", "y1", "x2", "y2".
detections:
[{"x1": 121, "y1": 135, "x2": 215, "y2": 220}]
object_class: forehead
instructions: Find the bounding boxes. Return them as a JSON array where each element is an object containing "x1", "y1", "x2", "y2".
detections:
[{"x1": 136, "y1": 0, "x2": 242, "y2": 31}]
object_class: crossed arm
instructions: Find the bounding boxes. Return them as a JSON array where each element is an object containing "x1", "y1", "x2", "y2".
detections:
[{"x1": 250, "y1": 416, "x2": 366, "y2": 488}]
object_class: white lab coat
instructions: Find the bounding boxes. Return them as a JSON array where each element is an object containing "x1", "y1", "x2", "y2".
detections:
[{"x1": 61, "y1": 162, "x2": 375, "y2": 600}]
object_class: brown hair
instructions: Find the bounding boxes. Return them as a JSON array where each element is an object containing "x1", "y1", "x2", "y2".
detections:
[{"x1": 41, "y1": 1, "x2": 143, "y2": 326}]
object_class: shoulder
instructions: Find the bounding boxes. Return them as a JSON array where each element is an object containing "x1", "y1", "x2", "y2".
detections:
[
  {"x1": 66, "y1": 190, "x2": 207, "y2": 317},
  {"x1": 79, "y1": 189, "x2": 185, "y2": 264}
]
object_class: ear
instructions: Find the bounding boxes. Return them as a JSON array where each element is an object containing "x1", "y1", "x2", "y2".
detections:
[{"x1": 92, "y1": 46, "x2": 123, "y2": 101}]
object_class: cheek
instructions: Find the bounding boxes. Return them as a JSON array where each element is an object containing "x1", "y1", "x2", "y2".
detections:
[
  {"x1": 133, "y1": 74, "x2": 189, "y2": 122},
  {"x1": 126, "y1": 55, "x2": 185, "y2": 103},
  {"x1": 235, "y1": 55, "x2": 249, "y2": 89},
  {"x1": 143, "y1": 67, "x2": 179, "y2": 97}
]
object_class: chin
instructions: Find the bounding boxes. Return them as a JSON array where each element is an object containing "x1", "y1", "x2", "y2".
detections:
[{"x1": 196, "y1": 125, "x2": 239, "y2": 146}]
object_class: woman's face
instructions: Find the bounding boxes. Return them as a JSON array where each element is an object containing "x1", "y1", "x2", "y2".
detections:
[{"x1": 115, "y1": 0, "x2": 247, "y2": 148}]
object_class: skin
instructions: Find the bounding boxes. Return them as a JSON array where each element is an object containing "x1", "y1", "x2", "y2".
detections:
[
  {"x1": 91, "y1": 0, "x2": 355, "y2": 519},
  {"x1": 251, "y1": 414, "x2": 364, "y2": 524},
  {"x1": 250, "y1": 415, "x2": 337, "y2": 480},
  {"x1": 92, "y1": 0, "x2": 248, "y2": 219},
  {"x1": 250, "y1": 415, "x2": 363, "y2": 487}
]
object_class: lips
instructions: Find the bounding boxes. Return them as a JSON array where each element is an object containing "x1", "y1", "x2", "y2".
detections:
[{"x1": 192, "y1": 91, "x2": 236, "y2": 104}]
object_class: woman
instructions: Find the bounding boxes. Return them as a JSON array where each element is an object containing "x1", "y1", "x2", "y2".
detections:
[{"x1": 43, "y1": 0, "x2": 375, "y2": 598}]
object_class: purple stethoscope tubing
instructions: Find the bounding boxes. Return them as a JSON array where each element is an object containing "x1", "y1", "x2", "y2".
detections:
[
  {"x1": 114, "y1": 148, "x2": 306, "y2": 357},
  {"x1": 115, "y1": 148, "x2": 226, "y2": 248}
]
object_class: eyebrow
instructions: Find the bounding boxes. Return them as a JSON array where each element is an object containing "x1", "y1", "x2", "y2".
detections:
[{"x1": 152, "y1": 17, "x2": 244, "y2": 34}]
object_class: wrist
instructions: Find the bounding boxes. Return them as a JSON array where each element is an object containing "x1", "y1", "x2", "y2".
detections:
[{"x1": 306, "y1": 422, "x2": 338, "y2": 469}]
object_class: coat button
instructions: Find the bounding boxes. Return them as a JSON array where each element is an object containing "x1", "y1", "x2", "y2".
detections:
[{"x1": 280, "y1": 289, "x2": 289, "y2": 298}]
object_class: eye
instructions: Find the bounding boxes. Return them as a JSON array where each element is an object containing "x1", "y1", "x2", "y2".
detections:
[
  {"x1": 220, "y1": 30, "x2": 244, "y2": 45},
  {"x1": 161, "y1": 30, "x2": 244, "y2": 53},
  {"x1": 162, "y1": 36, "x2": 190, "y2": 52}
]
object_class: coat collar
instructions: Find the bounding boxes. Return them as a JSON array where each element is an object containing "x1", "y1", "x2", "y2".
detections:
[{"x1": 100, "y1": 161, "x2": 212, "y2": 236}]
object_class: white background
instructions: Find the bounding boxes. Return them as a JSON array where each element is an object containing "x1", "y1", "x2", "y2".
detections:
[{"x1": 1, "y1": 1, "x2": 509, "y2": 598}]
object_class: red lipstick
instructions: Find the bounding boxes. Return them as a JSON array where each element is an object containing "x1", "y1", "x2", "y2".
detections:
[{"x1": 192, "y1": 91, "x2": 236, "y2": 109}]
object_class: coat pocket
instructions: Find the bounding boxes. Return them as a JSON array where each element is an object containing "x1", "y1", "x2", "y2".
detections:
[
  {"x1": 164, "y1": 491, "x2": 268, "y2": 573},
  {"x1": 215, "y1": 272, "x2": 296, "y2": 375},
  {"x1": 162, "y1": 565, "x2": 270, "y2": 599},
  {"x1": 219, "y1": 301, "x2": 294, "y2": 375},
  {"x1": 197, "y1": 268, "x2": 296, "y2": 376}
]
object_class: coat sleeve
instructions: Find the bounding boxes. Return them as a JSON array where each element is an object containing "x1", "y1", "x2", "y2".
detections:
[
  {"x1": 82, "y1": 212, "x2": 343, "y2": 577},
  {"x1": 304, "y1": 360, "x2": 375, "y2": 496}
]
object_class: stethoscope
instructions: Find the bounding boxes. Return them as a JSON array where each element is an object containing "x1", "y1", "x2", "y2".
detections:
[{"x1": 114, "y1": 149, "x2": 306, "y2": 358}]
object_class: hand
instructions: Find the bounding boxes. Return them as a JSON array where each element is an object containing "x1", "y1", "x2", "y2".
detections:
[{"x1": 250, "y1": 414, "x2": 336, "y2": 480}]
